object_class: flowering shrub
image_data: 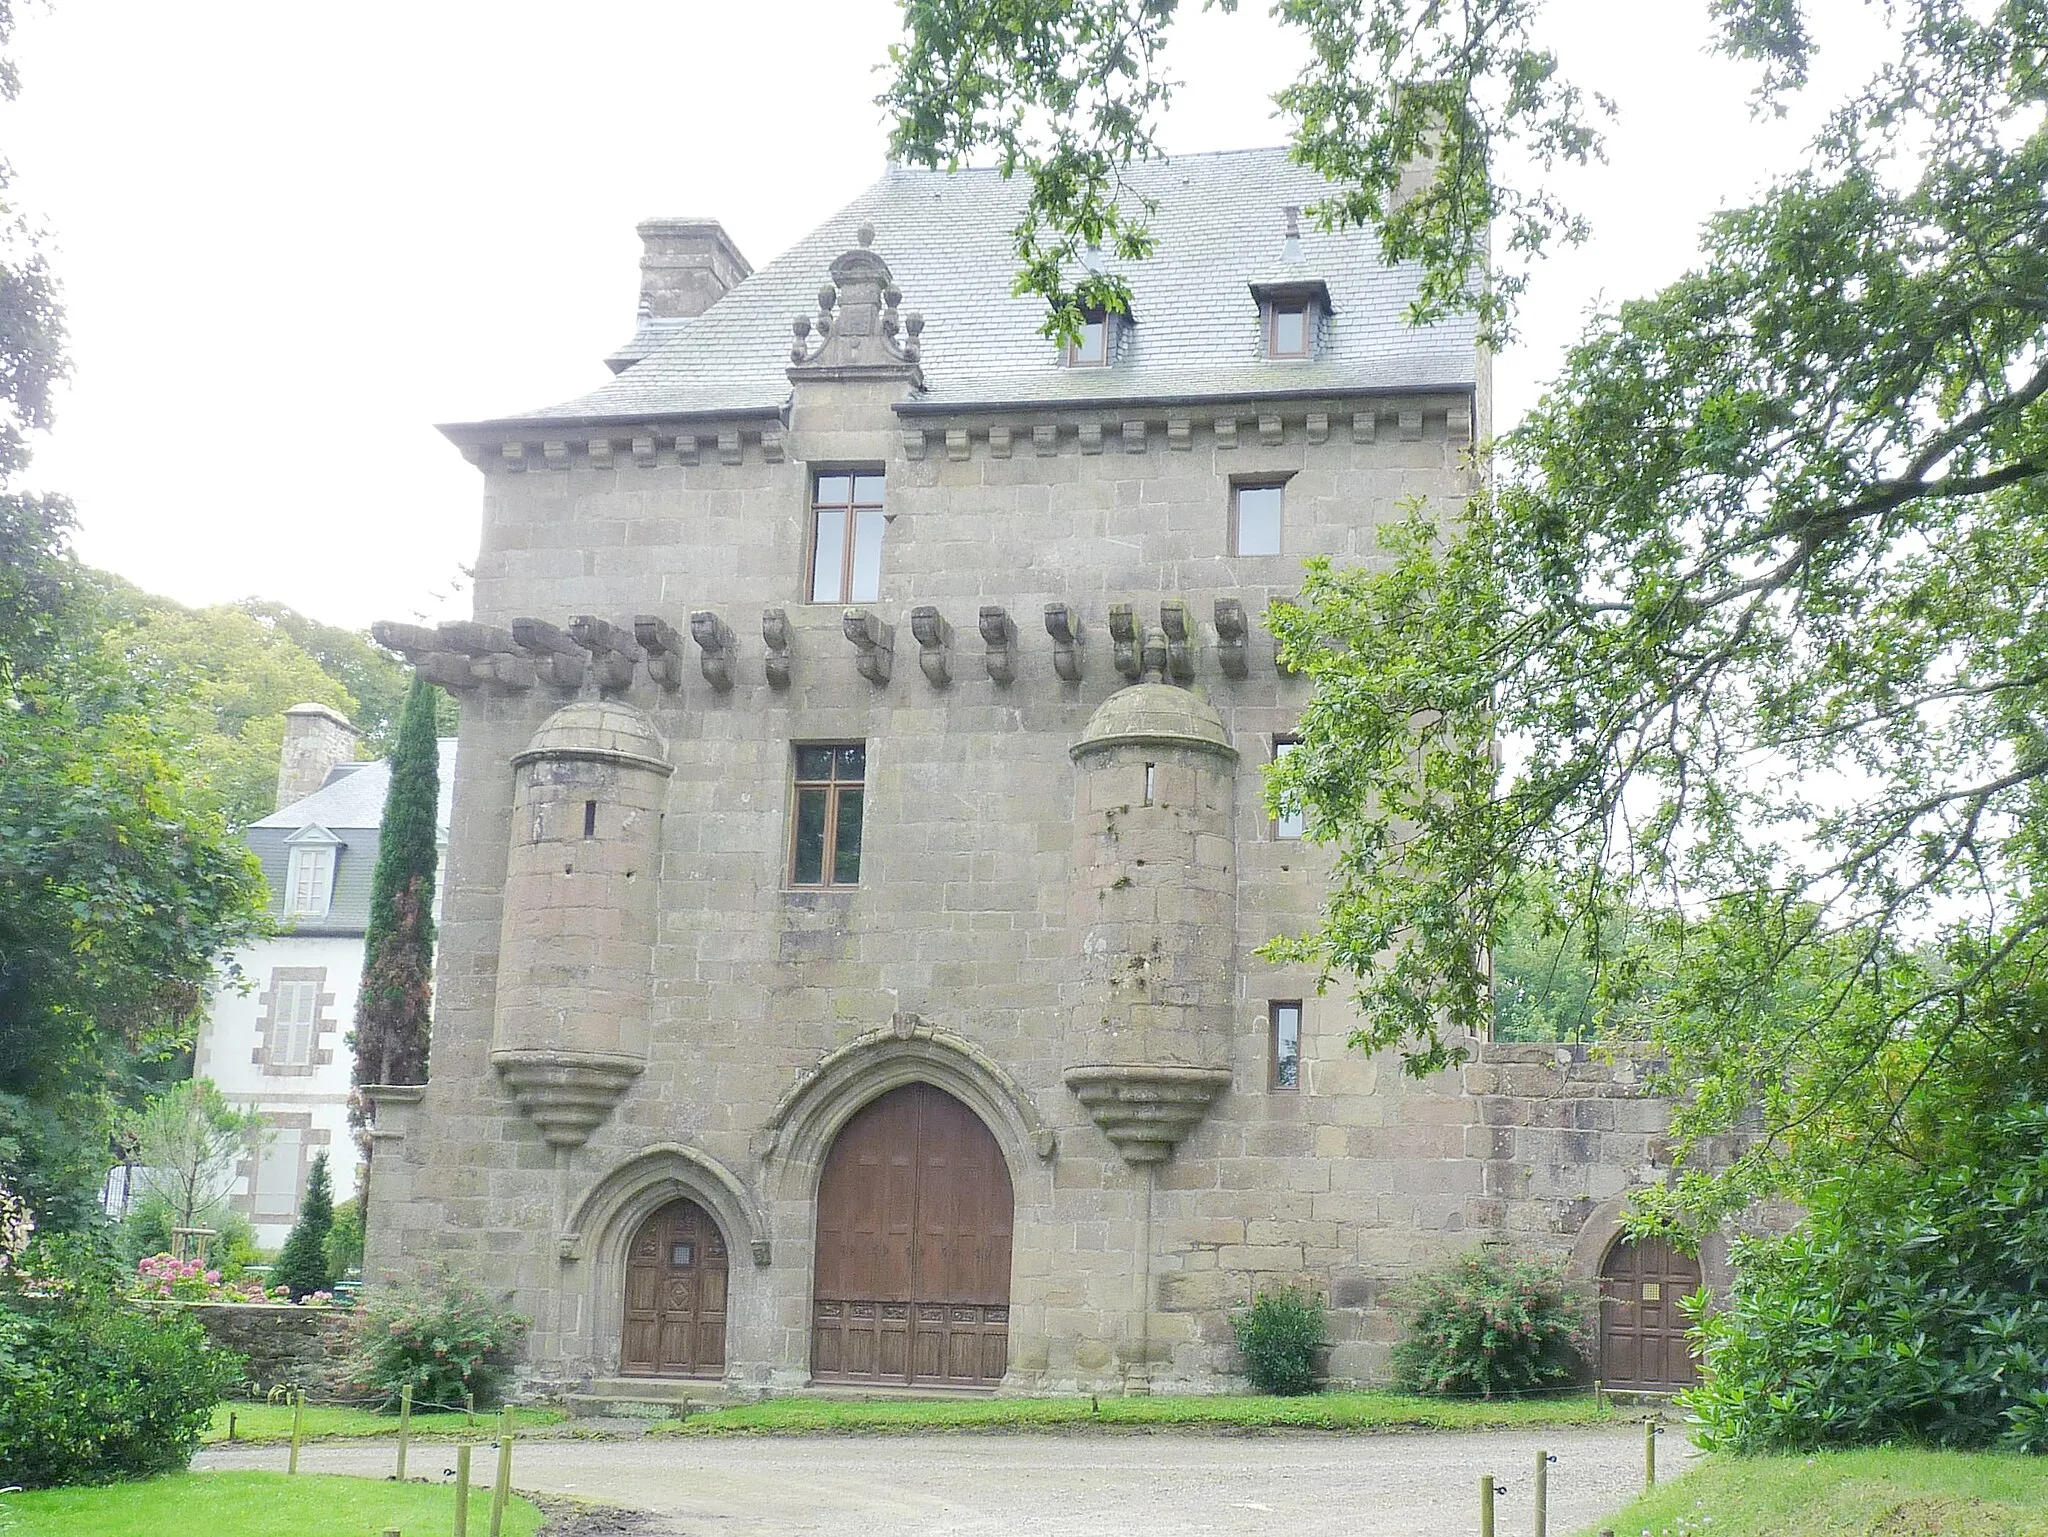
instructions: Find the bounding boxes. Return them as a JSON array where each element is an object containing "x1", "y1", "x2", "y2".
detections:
[
  {"x1": 1390, "y1": 1249, "x2": 1592, "y2": 1398},
  {"x1": 127, "y1": 1254, "x2": 337, "y2": 1306},
  {"x1": 345, "y1": 1271, "x2": 527, "y2": 1409}
]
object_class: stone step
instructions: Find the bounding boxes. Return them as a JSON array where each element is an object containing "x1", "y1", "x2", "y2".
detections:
[{"x1": 562, "y1": 1377, "x2": 737, "y2": 1419}]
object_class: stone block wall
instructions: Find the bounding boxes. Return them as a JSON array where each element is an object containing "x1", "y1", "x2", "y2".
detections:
[{"x1": 184, "y1": 1303, "x2": 356, "y2": 1396}]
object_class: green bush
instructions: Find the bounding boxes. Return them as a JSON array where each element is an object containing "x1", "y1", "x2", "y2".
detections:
[
  {"x1": 323, "y1": 1196, "x2": 364, "y2": 1279},
  {"x1": 0, "y1": 1237, "x2": 243, "y2": 1487},
  {"x1": 1390, "y1": 1249, "x2": 1590, "y2": 1398},
  {"x1": 1688, "y1": 1104, "x2": 2048, "y2": 1454},
  {"x1": 346, "y1": 1271, "x2": 528, "y2": 1410},
  {"x1": 1230, "y1": 1285, "x2": 1328, "y2": 1395},
  {"x1": 116, "y1": 1192, "x2": 261, "y2": 1280}
]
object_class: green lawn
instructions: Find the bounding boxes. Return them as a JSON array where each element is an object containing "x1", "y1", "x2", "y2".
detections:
[
  {"x1": 204, "y1": 1401, "x2": 564, "y2": 1444},
  {"x1": 0, "y1": 1471, "x2": 544, "y2": 1537},
  {"x1": 657, "y1": 1389, "x2": 1611, "y2": 1435},
  {"x1": 1578, "y1": 1448, "x2": 2048, "y2": 1537}
]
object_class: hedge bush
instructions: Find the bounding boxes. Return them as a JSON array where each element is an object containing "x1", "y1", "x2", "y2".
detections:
[
  {"x1": 1231, "y1": 1285, "x2": 1328, "y2": 1395},
  {"x1": 346, "y1": 1271, "x2": 528, "y2": 1409},
  {"x1": 1390, "y1": 1249, "x2": 1590, "y2": 1398},
  {"x1": 1688, "y1": 1105, "x2": 2048, "y2": 1454},
  {"x1": 0, "y1": 1237, "x2": 243, "y2": 1487}
]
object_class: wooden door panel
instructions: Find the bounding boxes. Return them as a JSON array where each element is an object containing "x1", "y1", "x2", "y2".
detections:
[
  {"x1": 621, "y1": 1198, "x2": 730, "y2": 1378},
  {"x1": 812, "y1": 1084, "x2": 1014, "y2": 1387},
  {"x1": 1599, "y1": 1236, "x2": 1702, "y2": 1392}
]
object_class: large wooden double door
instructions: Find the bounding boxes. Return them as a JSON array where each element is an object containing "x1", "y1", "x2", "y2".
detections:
[
  {"x1": 1599, "y1": 1236, "x2": 1701, "y2": 1392},
  {"x1": 811, "y1": 1083, "x2": 1014, "y2": 1388},
  {"x1": 621, "y1": 1198, "x2": 728, "y2": 1377}
]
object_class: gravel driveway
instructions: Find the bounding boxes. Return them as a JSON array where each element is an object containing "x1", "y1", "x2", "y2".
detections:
[{"x1": 199, "y1": 1424, "x2": 1693, "y2": 1536}]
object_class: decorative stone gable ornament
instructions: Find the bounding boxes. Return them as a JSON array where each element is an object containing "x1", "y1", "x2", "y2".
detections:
[{"x1": 789, "y1": 224, "x2": 924, "y2": 385}]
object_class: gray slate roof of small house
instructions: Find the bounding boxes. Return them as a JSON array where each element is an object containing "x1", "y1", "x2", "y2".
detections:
[
  {"x1": 453, "y1": 148, "x2": 1476, "y2": 431},
  {"x1": 250, "y1": 741, "x2": 458, "y2": 835}
]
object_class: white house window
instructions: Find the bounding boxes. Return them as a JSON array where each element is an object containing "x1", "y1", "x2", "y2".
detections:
[
  {"x1": 282, "y1": 825, "x2": 340, "y2": 918},
  {"x1": 252, "y1": 1123, "x2": 304, "y2": 1221},
  {"x1": 272, "y1": 978, "x2": 320, "y2": 1066}
]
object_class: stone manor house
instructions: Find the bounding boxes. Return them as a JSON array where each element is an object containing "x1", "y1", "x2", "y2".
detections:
[{"x1": 366, "y1": 148, "x2": 1711, "y2": 1398}]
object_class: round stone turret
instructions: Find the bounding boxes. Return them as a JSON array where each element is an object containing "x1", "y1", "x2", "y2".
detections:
[
  {"x1": 1064, "y1": 683, "x2": 1236, "y2": 1162},
  {"x1": 492, "y1": 701, "x2": 672, "y2": 1148}
]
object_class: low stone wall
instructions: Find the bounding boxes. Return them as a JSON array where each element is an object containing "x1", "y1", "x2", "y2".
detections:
[{"x1": 183, "y1": 1302, "x2": 356, "y2": 1395}]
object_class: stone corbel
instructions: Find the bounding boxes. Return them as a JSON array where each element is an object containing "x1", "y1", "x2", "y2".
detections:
[
  {"x1": 438, "y1": 621, "x2": 534, "y2": 691},
  {"x1": 374, "y1": 621, "x2": 490, "y2": 694},
  {"x1": 1258, "y1": 413, "x2": 1283, "y2": 448},
  {"x1": 979, "y1": 605, "x2": 1017, "y2": 685},
  {"x1": 761, "y1": 608, "x2": 792, "y2": 689},
  {"x1": 510, "y1": 618, "x2": 588, "y2": 690},
  {"x1": 1044, "y1": 603, "x2": 1084, "y2": 682},
  {"x1": 910, "y1": 605, "x2": 953, "y2": 687},
  {"x1": 634, "y1": 615, "x2": 685, "y2": 692},
  {"x1": 1214, "y1": 598, "x2": 1250, "y2": 680},
  {"x1": 543, "y1": 439, "x2": 571, "y2": 471},
  {"x1": 569, "y1": 615, "x2": 644, "y2": 692},
  {"x1": 1160, "y1": 600, "x2": 1196, "y2": 683},
  {"x1": 689, "y1": 611, "x2": 738, "y2": 691},
  {"x1": 1064, "y1": 1064, "x2": 1233, "y2": 1164},
  {"x1": 1399, "y1": 408, "x2": 1424, "y2": 442},
  {"x1": 842, "y1": 608, "x2": 893, "y2": 685},
  {"x1": 1108, "y1": 603, "x2": 1143, "y2": 681},
  {"x1": 1214, "y1": 416, "x2": 1239, "y2": 450}
]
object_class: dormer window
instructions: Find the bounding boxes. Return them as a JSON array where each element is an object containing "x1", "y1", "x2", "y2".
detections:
[
  {"x1": 1249, "y1": 279, "x2": 1333, "y2": 362},
  {"x1": 1064, "y1": 308, "x2": 1128, "y2": 368},
  {"x1": 282, "y1": 824, "x2": 342, "y2": 919},
  {"x1": 1268, "y1": 302, "x2": 1310, "y2": 358}
]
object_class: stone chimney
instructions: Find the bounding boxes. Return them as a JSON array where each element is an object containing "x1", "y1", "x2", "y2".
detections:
[
  {"x1": 277, "y1": 703, "x2": 359, "y2": 811},
  {"x1": 635, "y1": 218, "x2": 751, "y2": 320}
]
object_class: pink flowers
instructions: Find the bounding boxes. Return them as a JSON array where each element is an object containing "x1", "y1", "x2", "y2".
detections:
[{"x1": 127, "y1": 1254, "x2": 332, "y2": 1305}]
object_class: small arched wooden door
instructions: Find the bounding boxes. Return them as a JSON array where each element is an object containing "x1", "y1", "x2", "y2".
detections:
[
  {"x1": 1599, "y1": 1236, "x2": 1701, "y2": 1392},
  {"x1": 621, "y1": 1198, "x2": 728, "y2": 1377},
  {"x1": 811, "y1": 1083, "x2": 1014, "y2": 1387}
]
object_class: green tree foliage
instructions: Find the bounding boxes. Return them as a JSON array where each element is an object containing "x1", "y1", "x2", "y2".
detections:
[
  {"x1": 127, "y1": 1078, "x2": 265, "y2": 1234},
  {"x1": 269, "y1": 1150, "x2": 335, "y2": 1299},
  {"x1": 1390, "y1": 1250, "x2": 1590, "y2": 1399},
  {"x1": 322, "y1": 1195, "x2": 364, "y2": 1279},
  {"x1": 0, "y1": 7, "x2": 266, "y2": 1228},
  {"x1": 352, "y1": 677, "x2": 440, "y2": 1093},
  {"x1": 344, "y1": 1270, "x2": 527, "y2": 1411}
]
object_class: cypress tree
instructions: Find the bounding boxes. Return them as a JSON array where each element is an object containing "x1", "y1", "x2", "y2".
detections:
[
  {"x1": 353, "y1": 675, "x2": 440, "y2": 1091},
  {"x1": 270, "y1": 1150, "x2": 336, "y2": 1299}
]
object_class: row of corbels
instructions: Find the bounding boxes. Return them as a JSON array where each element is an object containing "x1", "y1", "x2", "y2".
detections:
[{"x1": 370, "y1": 597, "x2": 1295, "y2": 697}]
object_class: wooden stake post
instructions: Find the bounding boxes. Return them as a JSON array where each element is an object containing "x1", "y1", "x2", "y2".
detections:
[
  {"x1": 453, "y1": 1442, "x2": 473, "y2": 1537},
  {"x1": 287, "y1": 1390, "x2": 305, "y2": 1475},
  {"x1": 395, "y1": 1384, "x2": 413, "y2": 1480}
]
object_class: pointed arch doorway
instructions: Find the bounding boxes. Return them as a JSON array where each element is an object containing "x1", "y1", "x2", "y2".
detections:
[
  {"x1": 621, "y1": 1197, "x2": 728, "y2": 1377},
  {"x1": 811, "y1": 1082, "x2": 1014, "y2": 1387}
]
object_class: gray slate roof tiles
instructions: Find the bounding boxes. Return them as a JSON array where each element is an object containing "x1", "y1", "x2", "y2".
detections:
[
  {"x1": 250, "y1": 740, "x2": 459, "y2": 835},
  {"x1": 461, "y1": 148, "x2": 1476, "y2": 430}
]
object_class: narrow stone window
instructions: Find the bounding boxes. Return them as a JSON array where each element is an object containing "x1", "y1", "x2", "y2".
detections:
[
  {"x1": 583, "y1": 799, "x2": 598, "y2": 838},
  {"x1": 791, "y1": 742, "x2": 867, "y2": 887},
  {"x1": 809, "y1": 473, "x2": 886, "y2": 604},
  {"x1": 1267, "y1": 301, "x2": 1310, "y2": 358},
  {"x1": 1143, "y1": 762, "x2": 1156, "y2": 806},
  {"x1": 1270, "y1": 1001, "x2": 1303, "y2": 1090},
  {"x1": 1232, "y1": 481, "x2": 1286, "y2": 556},
  {"x1": 1271, "y1": 738, "x2": 1304, "y2": 839}
]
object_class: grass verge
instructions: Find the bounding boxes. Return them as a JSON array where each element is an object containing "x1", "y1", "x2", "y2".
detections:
[
  {"x1": 656, "y1": 1390, "x2": 1611, "y2": 1435},
  {"x1": 203, "y1": 1400, "x2": 565, "y2": 1443},
  {"x1": 0, "y1": 1470, "x2": 545, "y2": 1537},
  {"x1": 1577, "y1": 1448, "x2": 2048, "y2": 1537}
]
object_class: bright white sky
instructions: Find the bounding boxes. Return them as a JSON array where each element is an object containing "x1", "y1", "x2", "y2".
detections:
[{"x1": 7, "y1": 0, "x2": 1883, "y2": 631}]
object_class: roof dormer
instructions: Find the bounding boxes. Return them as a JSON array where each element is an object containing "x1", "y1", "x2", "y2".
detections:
[{"x1": 1249, "y1": 278, "x2": 1333, "y2": 362}]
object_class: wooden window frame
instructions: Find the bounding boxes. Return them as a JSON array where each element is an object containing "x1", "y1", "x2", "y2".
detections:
[
  {"x1": 1065, "y1": 310, "x2": 1115, "y2": 368},
  {"x1": 789, "y1": 742, "x2": 868, "y2": 889},
  {"x1": 807, "y1": 472, "x2": 886, "y2": 605},
  {"x1": 1265, "y1": 300, "x2": 1313, "y2": 359},
  {"x1": 1271, "y1": 737, "x2": 1304, "y2": 840},
  {"x1": 1230, "y1": 478, "x2": 1289, "y2": 557},
  {"x1": 1269, "y1": 1000, "x2": 1303, "y2": 1091}
]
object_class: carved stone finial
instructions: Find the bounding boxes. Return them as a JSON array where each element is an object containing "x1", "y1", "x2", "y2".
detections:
[
  {"x1": 790, "y1": 232, "x2": 924, "y2": 382},
  {"x1": 857, "y1": 222, "x2": 875, "y2": 248}
]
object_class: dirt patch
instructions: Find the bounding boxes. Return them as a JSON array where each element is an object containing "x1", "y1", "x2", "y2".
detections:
[{"x1": 530, "y1": 1491, "x2": 677, "y2": 1537}]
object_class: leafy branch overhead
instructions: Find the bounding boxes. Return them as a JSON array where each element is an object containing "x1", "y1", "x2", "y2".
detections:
[
  {"x1": 1263, "y1": 4, "x2": 2046, "y2": 1225},
  {"x1": 885, "y1": 0, "x2": 1645, "y2": 343}
]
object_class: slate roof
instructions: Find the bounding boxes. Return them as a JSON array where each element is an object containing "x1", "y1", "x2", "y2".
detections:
[
  {"x1": 456, "y1": 148, "x2": 1476, "y2": 431},
  {"x1": 250, "y1": 741, "x2": 459, "y2": 835}
]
